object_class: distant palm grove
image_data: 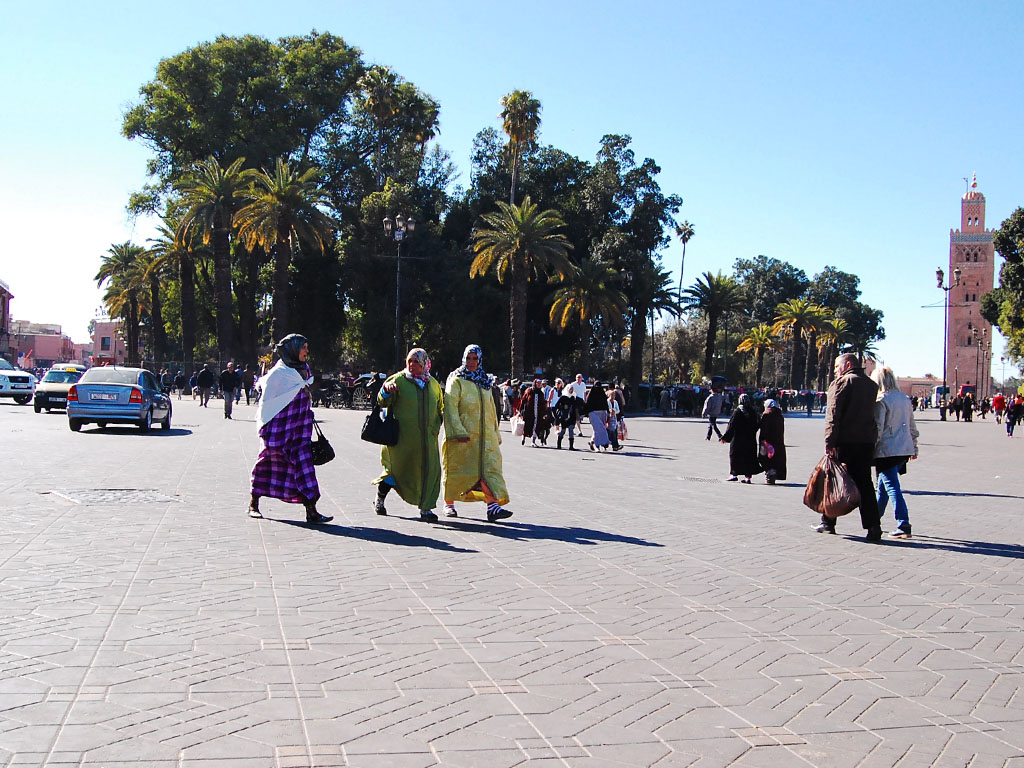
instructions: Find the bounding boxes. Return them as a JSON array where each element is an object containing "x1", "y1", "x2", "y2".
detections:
[{"x1": 99, "y1": 30, "x2": 884, "y2": 396}]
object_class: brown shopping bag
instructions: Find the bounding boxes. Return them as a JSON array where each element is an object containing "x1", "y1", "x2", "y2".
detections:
[{"x1": 803, "y1": 454, "x2": 861, "y2": 518}]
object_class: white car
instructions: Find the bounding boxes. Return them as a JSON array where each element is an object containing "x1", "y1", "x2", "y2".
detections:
[{"x1": 0, "y1": 358, "x2": 37, "y2": 405}]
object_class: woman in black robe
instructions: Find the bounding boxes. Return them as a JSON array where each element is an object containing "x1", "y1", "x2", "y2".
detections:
[
  {"x1": 520, "y1": 379, "x2": 549, "y2": 446},
  {"x1": 757, "y1": 399, "x2": 787, "y2": 484},
  {"x1": 720, "y1": 393, "x2": 762, "y2": 482}
]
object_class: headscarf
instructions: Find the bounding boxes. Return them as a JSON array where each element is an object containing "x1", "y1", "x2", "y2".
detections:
[
  {"x1": 275, "y1": 334, "x2": 308, "y2": 372},
  {"x1": 403, "y1": 348, "x2": 432, "y2": 387},
  {"x1": 453, "y1": 344, "x2": 495, "y2": 390},
  {"x1": 764, "y1": 399, "x2": 779, "y2": 410}
]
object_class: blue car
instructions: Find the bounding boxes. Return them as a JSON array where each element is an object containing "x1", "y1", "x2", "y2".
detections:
[{"x1": 67, "y1": 367, "x2": 172, "y2": 432}]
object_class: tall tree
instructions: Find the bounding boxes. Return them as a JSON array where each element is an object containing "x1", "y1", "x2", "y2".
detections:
[
  {"x1": 95, "y1": 242, "x2": 148, "y2": 367},
  {"x1": 500, "y1": 90, "x2": 541, "y2": 205},
  {"x1": 470, "y1": 196, "x2": 573, "y2": 376},
  {"x1": 234, "y1": 158, "x2": 336, "y2": 342},
  {"x1": 674, "y1": 220, "x2": 695, "y2": 294},
  {"x1": 137, "y1": 248, "x2": 169, "y2": 362},
  {"x1": 358, "y1": 65, "x2": 400, "y2": 190},
  {"x1": 772, "y1": 298, "x2": 827, "y2": 389},
  {"x1": 732, "y1": 255, "x2": 809, "y2": 325},
  {"x1": 630, "y1": 260, "x2": 682, "y2": 390},
  {"x1": 736, "y1": 324, "x2": 783, "y2": 389},
  {"x1": 149, "y1": 216, "x2": 199, "y2": 367},
  {"x1": 175, "y1": 156, "x2": 256, "y2": 360},
  {"x1": 981, "y1": 207, "x2": 1024, "y2": 362},
  {"x1": 547, "y1": 257, "x2": 627, "y2": 373},
  {"x1": 681, "y1": 271, "x2": 746, "y2": 377}
]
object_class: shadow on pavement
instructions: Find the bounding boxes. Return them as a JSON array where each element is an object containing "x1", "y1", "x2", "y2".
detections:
[
  {"x1": 892, "y1": 535, "x2": 1024, "y2": 559},
  {"x1": 272, "y1": 518, "x2": 478, "y2": 553},
  {"x1": 438, "y1": 518, "x2": 663, "y2": 547},
  {"x1": 90, "y1": 427, "x2": 194, "y2": 436},
  {"x1": 903, "y1": 489, "x2": 1024, "y2": 500}
]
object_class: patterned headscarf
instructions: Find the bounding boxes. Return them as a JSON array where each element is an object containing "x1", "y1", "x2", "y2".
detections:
[
  {"x1": 403, "y1": 348, "x2": 432, "y2": 385},
  {"x1": 454, "y1": 344, "x2": 495, "y2": 390},
  {"x1": 275, "y1": 333, "x2": 308, "y2": 372}
]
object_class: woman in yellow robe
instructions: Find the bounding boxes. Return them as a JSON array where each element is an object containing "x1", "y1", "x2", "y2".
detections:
[{"x1": 442, "y1": 345, "x2": 512, "y2": 522}]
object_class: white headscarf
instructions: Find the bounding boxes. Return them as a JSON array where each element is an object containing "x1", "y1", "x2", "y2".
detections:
[{"x1": 255, "y1": 359, "x2": 313, "y2": 430}]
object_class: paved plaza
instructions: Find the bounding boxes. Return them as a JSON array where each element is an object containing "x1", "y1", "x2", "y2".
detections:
[{"x1": 1, "y1": 396, "x2": 1023, "y2": 767}]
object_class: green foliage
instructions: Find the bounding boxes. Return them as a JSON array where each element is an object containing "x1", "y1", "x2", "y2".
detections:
[
  {"x1": 732, "y1": 255, "x2": 809, "y2": 325},
  {"x1": 984, "y1": 207, "x2": 1024, "y2": 360},
  {"x1": 681, "y1": 271, "x2": 745, "y2": 376}
]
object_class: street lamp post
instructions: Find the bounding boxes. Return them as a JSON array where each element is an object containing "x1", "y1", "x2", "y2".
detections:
[
  {"x1": 383, "y1": 214, "x2": 416, "y2": 371},
  {"x1": 936, "y1": 267, "x2": 961, "y2": 420}
]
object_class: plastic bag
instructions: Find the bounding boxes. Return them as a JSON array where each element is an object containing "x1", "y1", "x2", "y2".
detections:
[
  {"x1": 617, "y1": 419, "x2": 628, "y2": 440},
  {"x1": 803, "y1": 454, "x2": 861, "y2": 518},
  {"x1": 510, "y1": 414, "x2": 525, "y2": 437}
]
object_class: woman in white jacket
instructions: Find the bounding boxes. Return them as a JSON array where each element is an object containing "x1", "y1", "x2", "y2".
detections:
[{"x1": 870, "y1": 366, "x2": 919, "y2": 539}]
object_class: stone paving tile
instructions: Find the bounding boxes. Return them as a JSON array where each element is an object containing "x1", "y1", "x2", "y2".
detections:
[{"x1": 3, "y1": 403, "x2": 1024, "y2": 766}]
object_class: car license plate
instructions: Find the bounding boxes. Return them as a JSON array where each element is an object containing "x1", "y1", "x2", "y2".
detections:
[
  {"x1": 14, "y1": 384, "x2": 29, "y2": 389},
  {"x1": 52, "y1": 397, "x2": 66, "y2": 403},
  {"x1": 91, "y1": 393, "x2": 117, "y2": 401}
]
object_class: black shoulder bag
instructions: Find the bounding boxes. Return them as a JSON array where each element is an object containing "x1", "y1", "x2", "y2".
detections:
[
  {"x1": 361, "y1": 400, "x2": 399, "y2": 446},
  {"x1": 311, "y1": 419, "x2": 336, "y2": 465}
]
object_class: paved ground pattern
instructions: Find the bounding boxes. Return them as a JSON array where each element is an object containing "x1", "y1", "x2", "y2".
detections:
[{"x1": 1, "y1": 397, "x2": 1022, "y2": 767}]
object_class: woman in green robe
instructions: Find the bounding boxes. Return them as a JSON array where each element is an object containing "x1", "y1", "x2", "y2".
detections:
[
  {"x1": 373, "y1": 348, "x2": 444, "y2": 522},
  {"x1": 442, "y1": 344, "x2": 512, "y2": 522}
]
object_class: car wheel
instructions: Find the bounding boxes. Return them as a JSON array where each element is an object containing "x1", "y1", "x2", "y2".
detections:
[
  {"x1": 69, "y1": 419, "x2": 82, "y2": 432},
  {"x1": 33, "y1": 403, "x2": 41, "y2": 413},
  {"x1": 13, "y1": 395, "x2": 30, "y2": 405},
  {"x1": 139, "y1": 408, "x2": 153, "y2": 431},
  {"x1": 97, "y1": 422, "x2": 107, "y2": 428},
  {"x1": 162, "y1": 411, "x2": 172, "y2": 430}
]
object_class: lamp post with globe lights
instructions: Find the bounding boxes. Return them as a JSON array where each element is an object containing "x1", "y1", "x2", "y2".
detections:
[
  {"x1": 383, "y1": 214, "x2": 416, "y2": 370},
  {"x1": 937, "y1": 266, "x2": 961, "y2": 419}
]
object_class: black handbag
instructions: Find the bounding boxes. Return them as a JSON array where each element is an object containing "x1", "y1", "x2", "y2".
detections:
[
  {"x1": 361, "y1": 401, "x2": 399, "y2": 446},
  {"x1": 310, "y1": 419, "x2": 335, "y2": 465}
]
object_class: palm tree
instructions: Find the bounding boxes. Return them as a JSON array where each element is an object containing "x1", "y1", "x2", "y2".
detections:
[
  {"x1": 814, "y1": 316, "x2": 851, "y2": 388},
  {"x1": 736, "y1": 324, "x2": 783, "y2": 388},
  {"x1": 394, "y1": 82, "x2": 440, "y2": 181},
  {"x1": 547, "y1": 257, "x2": 627, "y2": 373},
  {"x1": 674, "y1": 220, "x2": 695, "y2": 294},
  {"x1": 470, "y1": 196, "x2": 573, "y2": 376},
  {"x1": 500, "y1": 90, "x2": 541, "y2": 204},
  {"x1": 628, "y1": 259, "x2": 682, "y2": 399},
  {"x1": 680, "y1": 271, "x2": 745, "y2": 377},
  {"x1": 359, "y1": 65, "x2": 400, "y2": 189},
  {"x1": 149, "y1": 216, "x2": 199, "y2": 368},
  {"x1": 136, "y1": 248, "x2": 169, "y2": 362},
  {"x1": 772, "y1": 298, "x2": 828, "y2": 389},
  {"x1": 234, "y1": 157, "x2": 336, "y2": 342},
  {"x1": 95, "y1": 242, "x2": 148, "y2": 367},
  {"x1": 175, "y1": 156, "x2": 256, "y2": 360}
]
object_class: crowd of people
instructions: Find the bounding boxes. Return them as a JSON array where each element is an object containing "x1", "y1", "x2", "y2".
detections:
[{"x1": 167, "y1": 333, "x2": 1011, "y2": 538}]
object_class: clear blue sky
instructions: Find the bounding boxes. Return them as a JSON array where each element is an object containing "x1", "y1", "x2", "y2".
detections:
[{"x1": 3, "y1": 0, "x2": 1022, "y2": 380}]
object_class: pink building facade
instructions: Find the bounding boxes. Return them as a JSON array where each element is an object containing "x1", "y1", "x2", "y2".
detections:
[
  {"x1": 92, "y1": 320, "x2": 129, "y2": 365},
  {"x1": 946, "y1": 177, "x2": 995, "y2": 397}
]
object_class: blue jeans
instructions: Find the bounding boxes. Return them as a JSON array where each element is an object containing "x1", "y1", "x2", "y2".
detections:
[{"x1": 876, "y1": 464, "x2": 909, "y2": 529}]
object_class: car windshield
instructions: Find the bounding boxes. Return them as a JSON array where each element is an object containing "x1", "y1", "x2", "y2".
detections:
[
  {"x1": 43, "y1": 370, "x2": 83, "y2": 384},
  {"x1": 0, "y1": 359, "x2": 14, "y2": 371},
  {"x1": 81, "y1": 368, "x2": 138, "y2": 385}
]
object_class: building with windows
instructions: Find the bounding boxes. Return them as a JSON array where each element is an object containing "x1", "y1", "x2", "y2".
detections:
[
  {"x1": 91, "y1": 319, "x2": 129, "y2": 365},
  {"x1": 946, "y1": 176, "x2": 995, "y2": 398}
]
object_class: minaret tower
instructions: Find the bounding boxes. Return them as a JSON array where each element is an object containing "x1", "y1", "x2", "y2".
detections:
[{"x1": 947, "y1": 174, "x2": 995, "y2": 395}]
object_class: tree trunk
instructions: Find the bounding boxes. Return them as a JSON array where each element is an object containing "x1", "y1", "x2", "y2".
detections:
[
  {"x1": 271, "y1": 231, "x2": 292, "y2": 344},
  {"x1": 179, "y1": 251, "x2": 196, "y2": 370},
  {"x1": 755, "y1": 349, "x2": 764, "y2": 389},
  {"x1": 509, "y1": 145, "x2": 520, "y2": 205},
  {"x1": 628, "y1": 303, "x2": 649, "y2": 411},
  {"x1": 149, "y1": 275, "x2": 167, "y2": 362},
  {"x1": 703, "y1": 311, "x2": 718, "y2": 376},
  {"x1": 127, "y1": 299, "x2": 140, "y2": 367},
  {"x1": 789, "y1": 324, "x2": 803, "y2": 388},
  {"x1": 234, "y1": 245, "x2": 260, "y2": 365},
  {"x1": 509, "y1": 258, "x2": 527, "y2": 378},
  {"x1": 805, "y1": 331, "x2": 818, "y2": 389},
  {"x1": 212, "y1": 213, "x2": 235, "y2": 362}
]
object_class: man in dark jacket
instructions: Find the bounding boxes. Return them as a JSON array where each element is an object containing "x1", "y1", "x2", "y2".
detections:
[
  {"x1": 219, "y1": 362, "x2": 240, "y2": 419},
  {"x1": 817, "y1": 353, "x2": 882, "y2": 541},
  {"x1": 196, "y1": 365, "x2": 215, "y2": 407}
]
